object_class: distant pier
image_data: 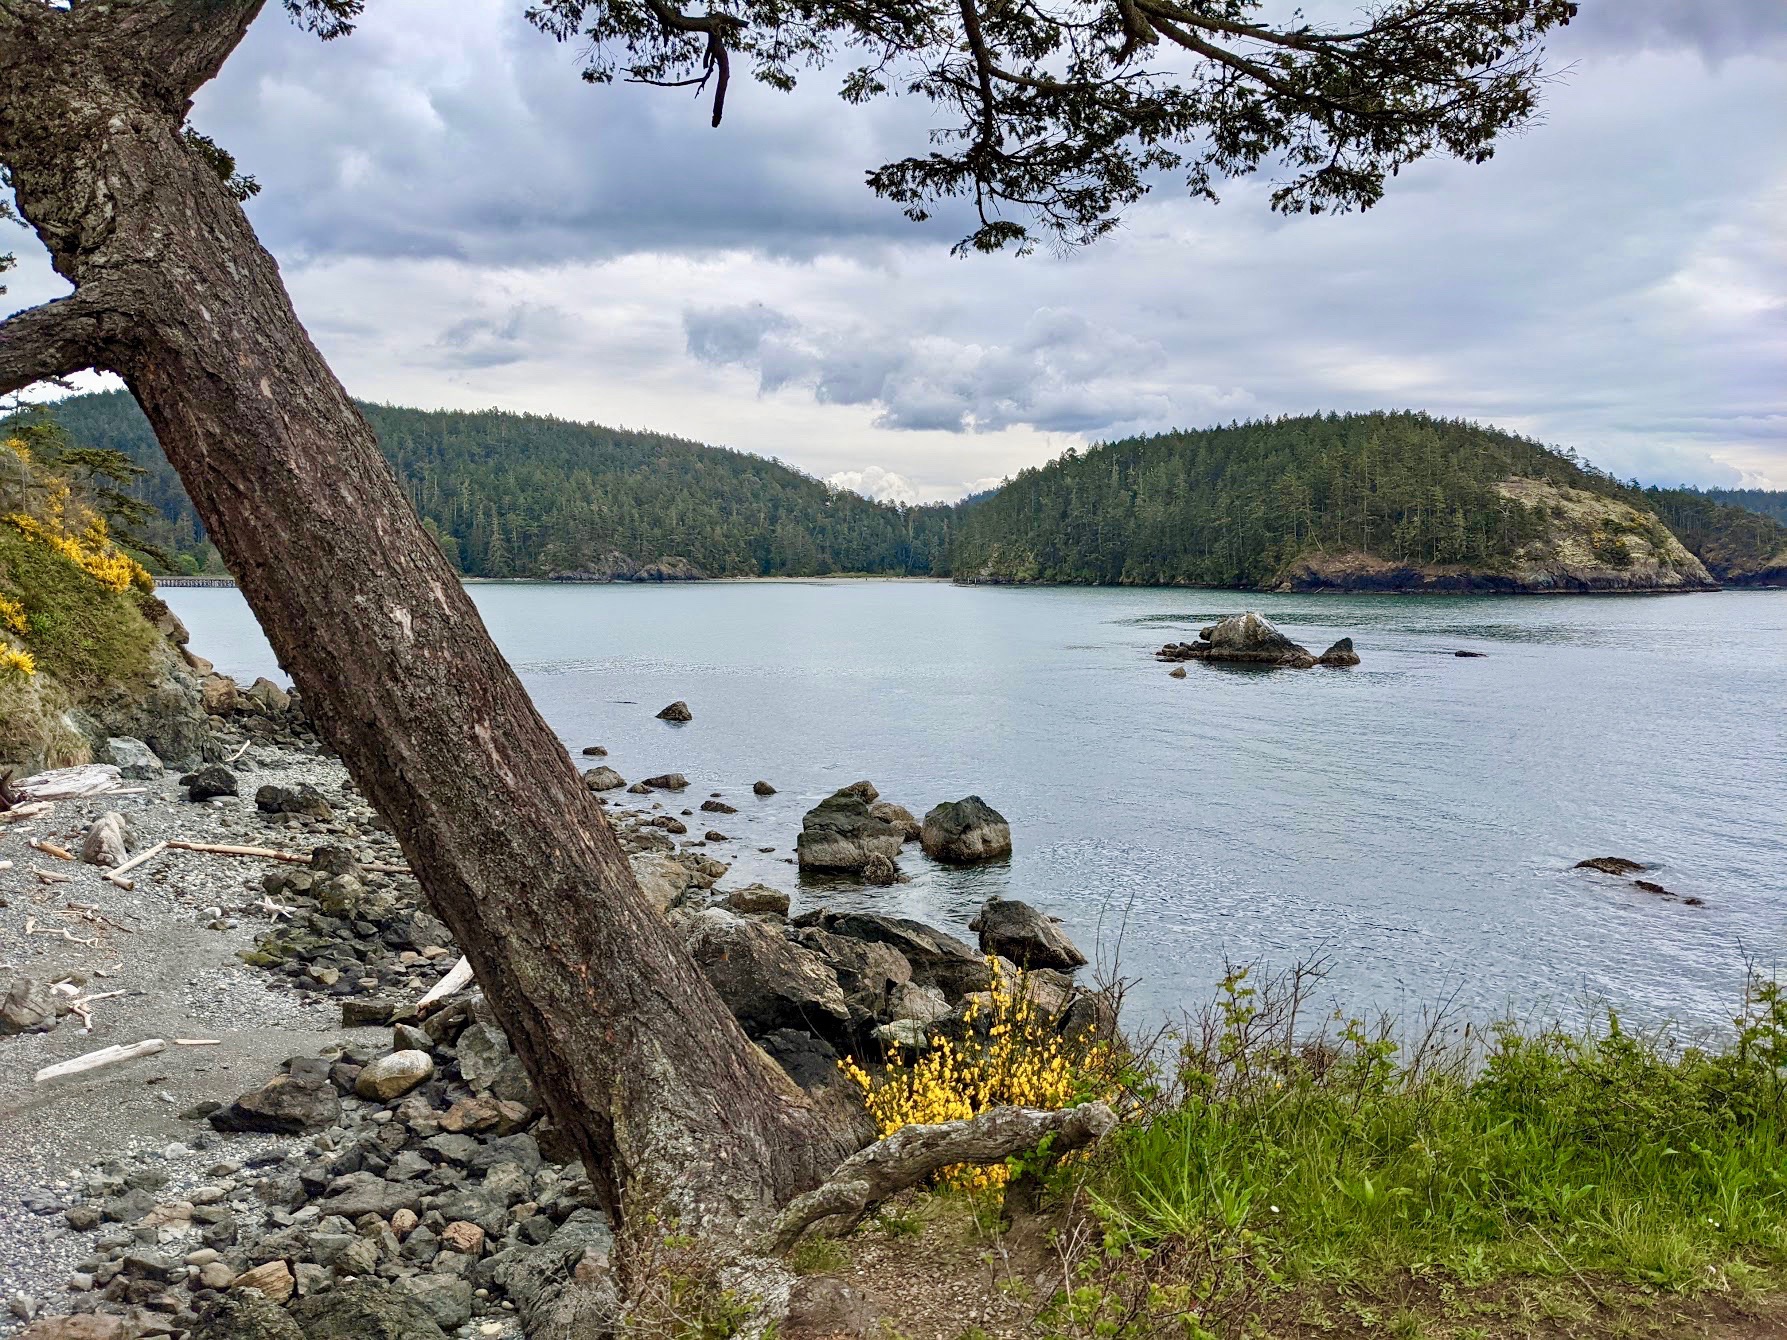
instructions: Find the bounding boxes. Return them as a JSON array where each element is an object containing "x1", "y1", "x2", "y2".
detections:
[{"x1": 154, "y1": 576, "x2": 238, "y2": 588}]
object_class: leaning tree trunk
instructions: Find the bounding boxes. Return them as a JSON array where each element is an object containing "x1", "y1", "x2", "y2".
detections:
[{"x1": 0, "y1": 0, "x2": 859, "y2": 1235}]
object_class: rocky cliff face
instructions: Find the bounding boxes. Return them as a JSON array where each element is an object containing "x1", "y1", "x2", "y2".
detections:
[
  {"x1": 545, "y1": 551, "x2": 705, "y2": 582},
  {"x1": 1277, "y1": 478, "x2": 1717, "y2": 594}
]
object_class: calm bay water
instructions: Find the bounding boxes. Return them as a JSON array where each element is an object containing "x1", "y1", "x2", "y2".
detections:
[{"x1": 164, "y1": 580, "x2": 1787, "y2": 1032}]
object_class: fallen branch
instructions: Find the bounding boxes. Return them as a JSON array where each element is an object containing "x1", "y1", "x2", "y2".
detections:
[
  {"x1": 0, "y1": 801, "x2": 53, "y2": 825},
  {"x1": 29, "y1": 838, "x2": 74, "y2": 860},
  {"x1": 105, "y1": 840, "x2": 168, "y2": 886},
  {"x1": 415, "y1": 955, "x2": 473, "y2": 1015},
  {"x1": 764, "y1": 1102, "x2": 1118, "y2": 1252},
  {"x1": 33, "y1": 869, "x2": 74, "y2": 887},
  {"x1": 251, "y1": 896, "x2": 295, "y2": 919},
  {"x1": 226, "y1": 739, "x2": 252, "y2": 763},
  {"x1": 174, "y1": 1037, "x2": 221, "y2": 1046},
  {"x1": 35, "y1": 1038, "x2": 167, "y2": 1083}
]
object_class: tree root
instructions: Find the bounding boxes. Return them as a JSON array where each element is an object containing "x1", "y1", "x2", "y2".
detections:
[{"x1": 762, "y1": 1101, "x2": 1117, "y2": 1252}]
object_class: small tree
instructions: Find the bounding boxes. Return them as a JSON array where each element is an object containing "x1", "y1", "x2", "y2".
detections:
[{"x1": 0, "y1": 0, "x2": 1575, "y2": 1246}]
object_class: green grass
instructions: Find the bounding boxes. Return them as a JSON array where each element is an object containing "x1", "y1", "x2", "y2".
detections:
[
  {"x1": 0, "y1": 524, "x2": 158, "y2": 693},
  {"x1": 1072, "y1": 966, "x2": 1787, "y2": 1335}
]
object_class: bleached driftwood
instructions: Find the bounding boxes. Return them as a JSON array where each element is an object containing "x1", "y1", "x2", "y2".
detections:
[
  {"x1": 105, "y1": 840, "x2": 168, "y2": 886},
  {"x1": 174, "y1": 1037, "x2": 221, "y2": 1046},
  {"x1": 29, "y1": 838, "x2": 74, "y2": 860},
  {"x1": 0, "y1": 802, "x2": 53, "y2": 825},
  {"x1": 225, "y1": 739, "x2": 252, "y2": 763},
  {"x1": 15, "y1": 764, "x2": 123, "y2": 800},
  {"x1": 764, "y1": 1102, "x2": 1118, "y2": 1251},
  {"x1": 416, "y1": 955, "x2": 473, "y2": 1015},
  {"x1": 33, "y1": 870, "x2": 74, "y2": 887},
  {"x1": 35, "y1": 1038, "x2": 166, "y2": 1083},
  {"x1": 165, "y1": 839, "x2": 410, "y2": 876}
]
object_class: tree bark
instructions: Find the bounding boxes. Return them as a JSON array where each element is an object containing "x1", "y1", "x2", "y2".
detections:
[{"x1": 0, "y1": 0, "x2": 859, "y2": 1234}]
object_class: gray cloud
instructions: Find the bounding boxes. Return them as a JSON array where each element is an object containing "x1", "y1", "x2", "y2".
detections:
[{"x1": 3, "y1": 0, "x2": 1783, "y2": 497}]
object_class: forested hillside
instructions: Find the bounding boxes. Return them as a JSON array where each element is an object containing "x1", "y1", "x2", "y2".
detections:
[
  {"x1": 25, "y1": 396, "x2": 1786, "y2": 592},
  {"x1": 35, "y1": 391, "x2": 956, "y2": 579},
  {"x1": 949, "y1": 412, "x2": 1785, "y2": 590}
]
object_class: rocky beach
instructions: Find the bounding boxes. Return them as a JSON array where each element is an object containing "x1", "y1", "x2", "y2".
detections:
[{"x1": 0, "y1": 672, "x2": 1104, "y2": 1340}]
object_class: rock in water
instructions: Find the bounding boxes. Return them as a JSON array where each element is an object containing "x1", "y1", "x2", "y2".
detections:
[
  {"x1": 796, "y1": 788, "x2": 904, "y2": 873},
  {"x1": 1169, "y1": 666, "x2": 1187, "y2": 678},
  {"x1": 580, "y1": 744, "x2": 608, "y2": 756},
  {"x1": 753, "y1": 780, "x2": 777, "y2": 796},
  {"x1": 78, "y1": 811, "x2": 131, "y2": 867},
  {"x1": 581, "y1": 766, "x2": 625, "y2": 792},
  {"x1": 185, "y1": 763, "x2": 238, "y2": 800},
  {"x1": 970, "y1": 896, "x2": 1087, "y2": 970},
  {"x1": 98, "y1": 736, "x2": 164, "y2": 780},
  {"x1": 869, "y1": 800, "x2": 921, "y2": 841},
  {"x1": 1318, "y1": 637, "x2": 1361, "y2": 667},
  {"x1": 920, "y1": 796, "x2": 1013, "y2": 863},
  {"x1": 1575, "y1": 856, "x2": 1649, "y2": 876},
  {"x1": 355, "y1": 1049, "x2": 436, "y2": 1101},
  {"x1": 1156, "y1": 612, "x2": 1320, "y2": 668},
  {"x1": 641, "y1": 772, "x2": 690, "y2": 791},
  {"x1": 656, "y1": 700, "x2": 693, "y2": 722}
]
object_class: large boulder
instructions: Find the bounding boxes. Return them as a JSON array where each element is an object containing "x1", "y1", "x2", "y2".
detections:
[
  {"x1": 78, "y1": 811, "x2": 131, "y2": 867},
  {"x1": 289, "y1": 1282, "x2": 450, "y2": 1340},
  {"x1": 255, "y1": 782, "x2": 333, "y2": 820},
  {"x1": 581, "y1": 766, "x2": 625, "y2": 792},
  {"x1": 796, "y1": 927, "x2": 914, "y2": 1036},
  {"x1": 969, "y1": 897, "x2": 1087, "y2": 970},
  {"x1": 795, "y1": 911, "x2": 993, "y2": 1001},
  {"x1": 1157, "y1": 612, "x2": 1318, "y2": 668},
  {"x1": 1317, "y1": 637, "x2": 1361, "y2": 667},
  {"x1": 209, "y1": 1070, "x2": 341, "y2": 1134},
  {"x1": 355, "y1": 1049, "x2": 436, "y2": 1101},
  {"x1": 656, "y1": 700, "x2": 693, "y2": 722},
  {"x1": 920, "y1": 796, "x2": 1012, "y2": 863},
  {"x1": 190, "y1": 1292, "x2": 304, "y2": 1340},
  {"x1": 629, "y1": 851, "x2": 694, "y2": 912},
  {"x1": 684, "y1": 908, "x2": 850, "y2": 1041},
  {"x1": 97, "y1": 736, "x2": 163, "y2": 780},
  {"x1": 796, "y1": 788, "x2": 903, "y2": 873},
  {"x1": 185, "y1": 763, "x2": 238, "y2": 800}
]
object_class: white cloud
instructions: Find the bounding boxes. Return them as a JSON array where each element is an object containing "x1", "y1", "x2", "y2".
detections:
[{"x1": 826, "y1": 466, "x2": 920, "y2": 505}]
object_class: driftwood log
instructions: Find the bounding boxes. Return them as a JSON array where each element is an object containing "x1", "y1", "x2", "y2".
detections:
[
  {"x1": 35, "y1": 1038, "x2": 167, "y2": 1083},
  {"x1": 764, "y1": 1101, "x2": 1117, "y2": 1251}
]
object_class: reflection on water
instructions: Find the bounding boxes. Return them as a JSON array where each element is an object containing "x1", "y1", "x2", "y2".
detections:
[{"x1": 165, "y1": 581, "x2": 1787, "y2": 1031}]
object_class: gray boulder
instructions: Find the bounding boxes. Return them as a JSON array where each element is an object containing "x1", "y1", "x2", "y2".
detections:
[
  {"x1": 920, "y1": 796, "x2": 1012, "y2": 863},
  {"x1": 969, "y1": 896, "x2": 1087, "y2": 970},
  {"x1": 795, "y1": 788, "x2": 903, "y2": 873},
  {"x1": 78, "y1": 811, "x2": 131, "y2": 867},
  {"x1": 209, "y1": 1072, "x2": 340, "y2": 1134},
  {"x1": 0, "y1": 975, "x2": 59, "y2": 1035},
  {"x1": 684, "y1": 908, "x2": 849, "y2": 1041},
  {"x1": 456, "y1": 1021, "x2": 513, "y2": 1091},
  {"x1": 254, "y1": 783, "x2": 333, "y2": 820},
  {"x1": 186, "y1": 763, "x2": 238, "y2": 800},
  {"x1": 1156, "y1": 612, "x2": 1317, "y2": 668},
  {"x1": 581, "y1": 766, "x2": 625, "y2": 792},
  {"x1": 796, "y1": 911, "x2": 992, "y2": 1001},
  {"x1": 869, "y1": 800, "x2": 921, "y2": 841},
  {"x1": 724, "y1": 884, "x2": 791, "y2": 916},
  {"x1": 190, "y1": 1292, "x2": 305, "y2": 1340},
  {"x1": 640, "y1": 772, "x2": 690, "y2": 791},
  {"x1": 97, "y1": 736, "x2": 163, "y2": 780},
  {"x1": 289, "y1": 1282, "x2": 449, "y2": 1340},
  {"x1": 1318, "y1": 637, "x2": 1361, "y2": 667}
]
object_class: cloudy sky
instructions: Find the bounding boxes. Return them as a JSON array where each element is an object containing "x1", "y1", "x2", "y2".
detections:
[{"x1": 6, "y1": 0, "x2": 1785, "y2": 502}]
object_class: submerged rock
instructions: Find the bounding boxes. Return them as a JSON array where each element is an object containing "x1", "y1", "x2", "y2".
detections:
[
  {"x1": 656, "y1": 700, "x2": 693, "y2": 722},
  {"x1": 795, "y1": 788, "x2": 903, "y2": 874},
  {"x1": 920, "y1": 796, "x2": 1012, "y2": 863},
  {"x1": 1575, "y1": 856, "x2": 1649, "y2": 876},
  {"x1": 969, "y1": 896, "x2": 1086, "y2": 970},
  {"x1": 753, "y1": 780, "x2": 777, "y2": 796},
  {"x1": 1317, "y1": 637, "x2": 1361, "y2": 667},
  {"x1": 642, "y1": 772, "x2": 690, "y2": 791}
]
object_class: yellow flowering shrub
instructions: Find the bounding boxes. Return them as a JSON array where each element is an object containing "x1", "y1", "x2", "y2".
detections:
[
  {"x1": 0, "y1": 594, "x2": 24, "y2": 634},
  {"x1": 841, "y1": 959, "x2": 1116, "y2": 1189},
  {"x1": 0, "y1": 645, "x2": 35, "y2": 678},
  {"x1": 6, "y1": 506, "x2": 150, "y2": 595}
]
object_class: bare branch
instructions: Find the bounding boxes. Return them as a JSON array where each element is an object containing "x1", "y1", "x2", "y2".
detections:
[
  {"x1": 0, "y1": 290, "x2": 120, "y2": 399},
  {"x1": 762, "y1": 1102, "x2": 1117, "y2": 1252}
]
